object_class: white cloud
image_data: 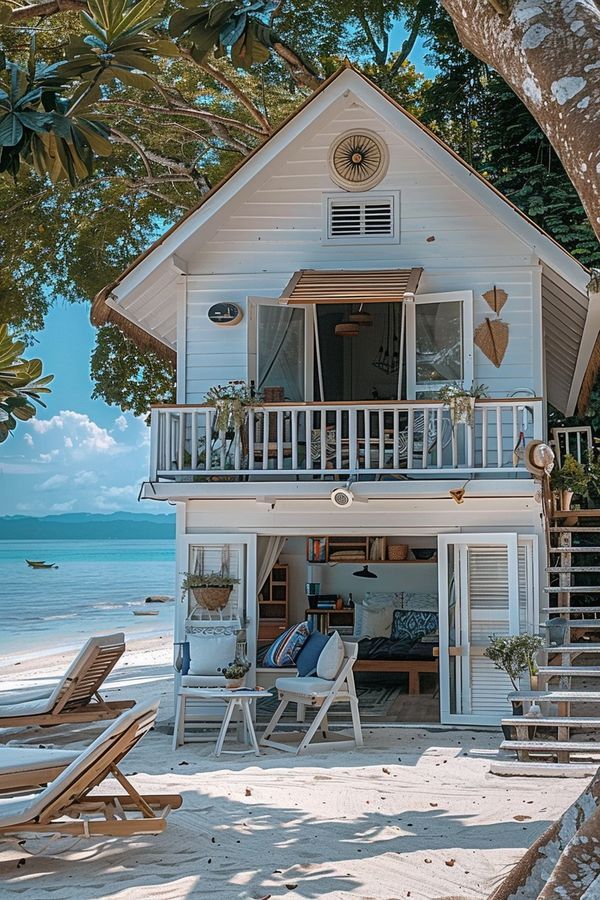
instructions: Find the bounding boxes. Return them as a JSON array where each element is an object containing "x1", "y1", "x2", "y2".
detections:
[
  {"x1": 64, "y1": 437, "x2": 73, "y2": 448},
  {"x1": 38, "y1": 474, "x2": 69, "y2": 491},
  {"x1": 39, "y1": 450, "x2": 59, "y2": 463},
  {"x1": 49, "y1": 499, "x2": 77, "y2": 513},
  {"x1": 94, "y1": 483, "x2": 140, "y2": 511},
  {"x1": 114, "y1": 415, "x2": 128, "y2": 432},
  {"x1": 23, "y1": 433, "x2": 33, "y2": 447},
  {"x1": 74, "y1": 470, "x2": 98, "y2": 487},
  {"x1": 30, "y1": 410, "x2": 122, "y2": 456}
]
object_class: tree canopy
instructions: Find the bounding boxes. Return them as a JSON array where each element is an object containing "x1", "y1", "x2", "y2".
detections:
[{"x1": 0, "y1": 0, "x2": 597, "y2": 416}]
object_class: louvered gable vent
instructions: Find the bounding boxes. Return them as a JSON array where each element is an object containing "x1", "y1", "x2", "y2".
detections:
[{"x1": 326, "y1": 195, "x2": 397, "y2": 242}]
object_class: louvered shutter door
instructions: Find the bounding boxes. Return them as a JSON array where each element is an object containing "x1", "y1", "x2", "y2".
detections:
[{"x1": 466, "y1": 546, "x2": 514, "y2": 716}]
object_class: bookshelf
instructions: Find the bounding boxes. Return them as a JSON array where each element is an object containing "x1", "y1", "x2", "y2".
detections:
[
  {"x1": 258, "y1": 562, "x2": 288, "y2": 642},
  {"x1": 306, "y1": 536, "x2": 436, "y2": 564}
]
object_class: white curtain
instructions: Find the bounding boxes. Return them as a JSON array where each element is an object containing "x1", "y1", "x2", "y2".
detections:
[
  {"x1": 258, "y1": 306, "x2": 304, "y2": 401},
  {"x1": 257, "y1": 535, "x2": 286, "y2": 594}
]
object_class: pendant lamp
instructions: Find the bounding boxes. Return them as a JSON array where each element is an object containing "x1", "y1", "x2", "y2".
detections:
[
  {"x1": 335, "y1": 322, "x2": 359, "y2": 337},
  {"x1": 353, "y1": 565, "x2": 378, "y2": 579}
]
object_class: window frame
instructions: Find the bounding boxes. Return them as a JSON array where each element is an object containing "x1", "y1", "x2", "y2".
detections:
[
  {"x1": 247, "y1": 297, "x2": 314, "y2": 401},
  {"x1": 321, "y1": 191, "x2": 400, "y2": 245},
  {"x1": 405, "y1": 290, "x2": 474, "y2": 398}
]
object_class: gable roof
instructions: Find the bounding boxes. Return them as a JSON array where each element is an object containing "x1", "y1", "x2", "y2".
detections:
[{"x1": 91, "y1": 63, "x2": 596, "y2": 412}]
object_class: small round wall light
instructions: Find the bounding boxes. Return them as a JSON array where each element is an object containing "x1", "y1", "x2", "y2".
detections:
[{"x1": 207, "y1": 302, "x2": 243, "y2": 326}]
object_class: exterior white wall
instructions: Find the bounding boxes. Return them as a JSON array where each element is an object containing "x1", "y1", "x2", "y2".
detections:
[{"x1": 182, "y1": 98, "x2": 541, "y2": 404}]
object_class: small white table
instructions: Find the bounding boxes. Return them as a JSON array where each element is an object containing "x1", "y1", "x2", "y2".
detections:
[{"x1": 173, "y1": 687, "x2": 264, "y2": 756}]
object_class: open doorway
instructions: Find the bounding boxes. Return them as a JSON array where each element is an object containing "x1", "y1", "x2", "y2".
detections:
[{"x1": 256, "y1": 534, "x2": 440, "y2": 725}]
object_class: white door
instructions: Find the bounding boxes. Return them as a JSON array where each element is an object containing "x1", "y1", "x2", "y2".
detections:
[
  {"x1": 437, "y1": 533, "x2": 522, "y2": 726},
  {"x1": 175, "y1": 533, "x2": 257, "y2": 685},
  {"x1": 247, "y1": 298, "x2": 313, "y2": 400}
]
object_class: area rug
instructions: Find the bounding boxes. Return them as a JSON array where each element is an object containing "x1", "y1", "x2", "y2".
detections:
[{"x1": 256, "y1": 684, "x2": 407, "y2": 723}]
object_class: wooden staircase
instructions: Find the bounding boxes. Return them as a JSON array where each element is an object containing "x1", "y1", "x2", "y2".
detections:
[{"x1": 491, "y1": 510, "x2": 600, "y2": 777}]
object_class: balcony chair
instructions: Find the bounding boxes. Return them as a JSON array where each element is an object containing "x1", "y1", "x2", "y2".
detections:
[{"x1": 260, "y1": 640, "x2": 363, "y2": 754}]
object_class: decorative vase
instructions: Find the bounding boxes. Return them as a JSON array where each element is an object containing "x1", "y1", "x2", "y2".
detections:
[
  {"x1": 225, "y1": 678, "x2": 244, "y2": 689},
  {"x1": 191, "y1": 585, "x2": 232, "y2": 610},
  {"x1": 560, "y1": 489, "x2": 574, "y2": 511},
  {"x1": 529, "y1": 673, "x2": 539, "y2": 692}
]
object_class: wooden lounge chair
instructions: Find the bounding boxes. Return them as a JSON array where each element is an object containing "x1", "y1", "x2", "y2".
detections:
[
  {"x1": 260, "y1": 641, "x2": 363, "y2": 754},
  {"x1": 0, "y1": 633, "x2": 133, "y2": 729},
  {"x1": 0, "y1": 746, "x2": 79, "y2": 794},
  {"x1": 0, "y1": 701, "x2": 182, "y2": 838}
]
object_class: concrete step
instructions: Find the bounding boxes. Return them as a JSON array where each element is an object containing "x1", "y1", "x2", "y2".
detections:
[
  {"x1": 537, "y1": 666, "x2": 600, "y2": 676},
  {"x1": 508, "y1": 690, "x2": 600, "y2": 702},
  {"x1": 545, "y1": 586, "x2": 600, "y2": 593},
  {"x1": 490, "y1": 759, "x2": 598, "y2": 777},
  {"x1": 547, "y1": 645, "x2": 600, "y2": 654},
  {"x1": 501, "y1": 739, "x2": 600, "y2": 753},
  {"x1": 501, "y1": 716, "x2": 600, "y2": 727}
]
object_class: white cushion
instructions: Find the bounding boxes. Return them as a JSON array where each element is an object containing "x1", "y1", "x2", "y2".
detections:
[
  {"x1": 187, "y1": 633, "x2": 237, "y2": 676},
  {"x1": 0, "y1": 696, "x2": 54, "y2": 718},
  {"x1": 353, "y1": 593, "x2": 401, "y2": 639},
  {"x1": 316, "y1": 632, "x2": 344, "y2": 680},
  {"x1": 275, "y1": 676, "x2": 335, "y2": 696},
  {"x1": 181, "y1": 674, "x2": 226, "y2": 688},
  {"x1": 0, "y1": 685, "x2": 57, "y2": 706},
  {"x1": 0, "y1": 747, "x2": 78, "y2": 776},
  {"x1": 402, "y1": 592, "x2": 437, "y2": 612}
]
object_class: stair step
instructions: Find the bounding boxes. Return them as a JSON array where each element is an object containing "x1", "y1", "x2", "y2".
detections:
[
  {"x1": 550, "y1": 527, "x2": 600, "y2": 532},
  {"x1": 501, "y1": 739, "x2": 600, "y2": 753},
  {"x1": 549, "y1": 547, "x2": 600, "y2": 553},
  {"x1": 502, "y1": 716, "x2": 600, "y2": 727},
  {"x1": 545, "y1": 586, "x2": 600, "y2": 593},
  {"x1": 542, "y1": 606, "x2": 600, "y2": 612},
  {"x1": 546, "y1": 645, "x2": 600, "y2": 654},
  {"x1": 490, "y1": 760, "x2": 597, "y2": 777},
  {"x1": 508, "y1": 690, "x2": 600, "y2": 701},
  {"x1": 546, "y1": 567, "x2": 600, "y2": 573},
  {"x1": 537, "y1": 666, "x2": 600, "y2": 676}
]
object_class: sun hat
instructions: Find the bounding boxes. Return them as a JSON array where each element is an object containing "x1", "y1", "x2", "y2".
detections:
[{"x1": 524, "y1": 440, "x2": 555, "y2": 479}]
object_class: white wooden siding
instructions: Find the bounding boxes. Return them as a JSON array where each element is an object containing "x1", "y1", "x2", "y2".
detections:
[{"x1": 183, "y1": 101, "x2": 539, "y2": 403}]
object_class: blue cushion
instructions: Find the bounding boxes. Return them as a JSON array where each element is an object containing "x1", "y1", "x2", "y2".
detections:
[
  {"x1": 296, "y1": 630, "x2": 329, "y2": 677},
  {"x1": 391, "y1": 609, "x2": 438, "y2": 642},
  {"x1": 181, "y1": 642, "x2": 190, "y2": 676},
  {"x1": 262, "y1": 621, "x2": 313, "y2": 668}
]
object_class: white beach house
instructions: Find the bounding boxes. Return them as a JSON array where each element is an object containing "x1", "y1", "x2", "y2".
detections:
[{"x1": 92, "y1": 65, "x2": 598, "y2": 729}]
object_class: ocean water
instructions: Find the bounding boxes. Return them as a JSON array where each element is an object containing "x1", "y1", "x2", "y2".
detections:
[{"x1": 0, "y1": 540, "x2": 175, "y2": 659}]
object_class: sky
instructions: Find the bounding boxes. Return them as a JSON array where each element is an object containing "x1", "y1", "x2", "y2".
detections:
[{"x1": 0, "y1": 26, "x2": 435, "y2": 518}]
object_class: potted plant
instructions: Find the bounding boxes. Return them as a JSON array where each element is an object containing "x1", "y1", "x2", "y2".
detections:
[
  {"x1": 205, "y1": 380, "x2": 261, "y2": 436},
  {"x1": 485, "y1": 633, "x2": 544, "y2": 690},
  {"x1": 437, "y1": 382, "x2": 488, "y2": 427},
  {"x1": 550, "y1": 453, "x2": 589, "y2": 512},
  {"x1": 222, "y1": 659, "x2": 251, "y2": 688},
  {"x1": 181, "y1": 572, "x2": 240, "y2": 611}
]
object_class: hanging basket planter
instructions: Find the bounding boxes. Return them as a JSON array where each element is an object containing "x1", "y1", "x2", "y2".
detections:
[{"x1": 191, "y1": 585, "x2": 233, "y2": 610}]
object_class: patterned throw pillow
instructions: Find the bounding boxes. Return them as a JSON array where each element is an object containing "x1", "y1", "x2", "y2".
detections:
[
  {"x1": 262, "y1": 621, "x2": 312, "y2": 668},
  {"x1": 391, "y1": 609, "x2": 438, "y2": 643},
  {"x1": 353, "y1": 593, "x2": 403, "y2": 639},
  {"x1": 402, "y1": 593, "x2": 438, "y2": 612}
]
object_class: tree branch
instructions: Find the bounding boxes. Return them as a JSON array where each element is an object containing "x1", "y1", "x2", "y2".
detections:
[
  {"x1": 9, "y1": 0, "x2": 85, "y2": 20},
  {"x1": 270, "y1": 38, "x2": 321, "y2": 90},
  {"x1": 98, "y1": 98, "x2": 265, "y2": 138},
  {"x1": 389, "y1": 0, "x2": 428, "y2": 75},
  {"x1": 355, "y1": 8, "x2": 386, "y2": 66}
]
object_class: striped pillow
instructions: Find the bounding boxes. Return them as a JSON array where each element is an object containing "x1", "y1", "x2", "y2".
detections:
[{"x1": 262, "y1": 621, "x2": 312, "y2": 668}]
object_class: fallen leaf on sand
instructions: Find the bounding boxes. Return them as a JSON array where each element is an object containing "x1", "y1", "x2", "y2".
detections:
[
  {"x1": 429, "y1": 802, "x2": 438, "y2": 807},
  {"x1": 513, "y1": 815, "x2": 531, "y2": 821},
  {"x1": 424, "y1": 859, "x2": 432, "y2": 864},
  {"x1": 382, "y1": 767, "x2": 390, "y2": 774},
  {"x1": 445, "y1": 859, "x2": 455, "y2": 867},
  {"x1": 245, "y1": 788, "x2": 252, "y2": 796},
  {"x1": 285, "y1": 884, "x2": 298, "y2": 890}
]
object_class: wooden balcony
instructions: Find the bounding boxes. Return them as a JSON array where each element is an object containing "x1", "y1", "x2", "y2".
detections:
[{"x1": 149, "y1": 398, "x2": 543, "y2": 483}]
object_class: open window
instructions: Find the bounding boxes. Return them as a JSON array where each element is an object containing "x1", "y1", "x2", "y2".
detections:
[
  {"x1": 406, "y1": 291, "x2": 473, "y2": 398},
  {"x1": 248, "y1": 298, "x2": 313, "y2": 401}
]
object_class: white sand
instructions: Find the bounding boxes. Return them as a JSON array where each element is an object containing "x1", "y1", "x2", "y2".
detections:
[{"x1": 0, "y1": 636, "x2": 587, "y2": 899}]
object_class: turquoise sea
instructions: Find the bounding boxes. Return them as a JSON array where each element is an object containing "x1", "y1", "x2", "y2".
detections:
[{"x1": 0, "y1": 540, "x2": 175, "y2": 659}]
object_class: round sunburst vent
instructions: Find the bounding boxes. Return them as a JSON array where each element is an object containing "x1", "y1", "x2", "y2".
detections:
[{"x1": 328, "y1": 130, "x2": 389, "y2": 191}]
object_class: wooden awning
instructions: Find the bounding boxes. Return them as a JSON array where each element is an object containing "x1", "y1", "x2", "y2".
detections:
[{"x1": 279, "y1": 268, "x2": 423, "y2": 304}]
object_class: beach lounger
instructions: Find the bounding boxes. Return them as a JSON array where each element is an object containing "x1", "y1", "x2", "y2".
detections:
[
  {"x1": 0, "y1": 701, "x2": 182, "y2": 838},
  {"x1": 0, "y1": 633, "x2": 134, "y2": 729},
  {"x1": 0, "y1": 747, "x2": 79, "y2": 793}
]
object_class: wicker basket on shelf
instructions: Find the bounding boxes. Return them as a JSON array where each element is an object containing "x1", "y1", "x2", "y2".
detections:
[{"x1": 387, "y1": 544, "x2": 409, "y2": 561}]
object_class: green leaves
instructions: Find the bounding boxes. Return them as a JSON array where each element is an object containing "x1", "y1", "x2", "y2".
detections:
[{"x1": 0, "y1": 324, "x2": 53, "y2": 443}]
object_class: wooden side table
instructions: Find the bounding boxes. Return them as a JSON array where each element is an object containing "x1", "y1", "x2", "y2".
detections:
[{"x1": 172, "y1": 687, "x2": 264, "y2": 756}]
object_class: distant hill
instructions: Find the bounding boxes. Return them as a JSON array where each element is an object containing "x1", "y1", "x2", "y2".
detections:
[{"x1": 0, "y1": 512, "x2": 176, "y2": 540}]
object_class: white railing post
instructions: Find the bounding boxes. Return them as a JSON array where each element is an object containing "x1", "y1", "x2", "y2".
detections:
[
  {"x1": 348, "y1": 408, "x2": 358, "y2": 471},
  {"x1": 149, "y1": 409, "x2": 160, "y2": 480}
]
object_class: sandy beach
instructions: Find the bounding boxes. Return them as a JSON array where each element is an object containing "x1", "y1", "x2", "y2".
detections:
[{"x1": 0, "y1": 635, "x2": 587, "y2": 899}]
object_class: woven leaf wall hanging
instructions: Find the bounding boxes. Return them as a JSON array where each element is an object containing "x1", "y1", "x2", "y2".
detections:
[
  {"x1": 474, "y1": 318, "x2": 509, "y2": 368},
  {"x1": 482, "y1": 286, "x2": 508, "y2": 314}
]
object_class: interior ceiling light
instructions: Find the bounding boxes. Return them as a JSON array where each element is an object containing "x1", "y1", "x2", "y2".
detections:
[
  {"x1": 335, "y1": 322, "x2": 360, "y2": 337},
  {"x1": 353, "y1": 565, "x2": 378, "y2": 579},
  {"x1": 349, "y1": 304, "x2": 373, "y2": 326}
]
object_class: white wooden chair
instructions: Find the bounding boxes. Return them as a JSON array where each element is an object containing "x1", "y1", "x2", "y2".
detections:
[{"x1": 260, "y1": 641, "x2": 363, "y2": 754}]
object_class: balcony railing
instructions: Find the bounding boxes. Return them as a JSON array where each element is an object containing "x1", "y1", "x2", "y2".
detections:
[{"x1": 149, "y1": 398, "x2": 543, "y2": 482}]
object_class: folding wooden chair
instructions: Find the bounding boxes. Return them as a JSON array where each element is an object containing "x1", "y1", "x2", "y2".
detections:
[
  {"x1": 0, "y1": 701, "x2": 182, "y2": 838},
  {"x1": 0, "y1": 633, "x2": 134, "y2": 729},
  {"x1": 260, "y1": 641, "x2": 363, "y2": 754}
]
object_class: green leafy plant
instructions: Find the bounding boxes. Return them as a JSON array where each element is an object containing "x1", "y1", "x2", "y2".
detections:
[
  {"x1": 205, "y1": 379, "x2": 260, "y2": 432},
  {"x1": 0, "y1": 324, "x2": 53, "y2": 442},
  {"x1": 222, "y1": 658, "x2": 250, "y2": 680},
  {"x1": 181, "y1": 571, "x2": 240, "y2": 589},
  {"x1": 550, "y1": 453, "x2": 589, "y2": 497},
  {"x1": 484, "y1": 633, "x2": 544, "y2": 690},
  {"x1": 437, "y1": 382, "x2": 488, "y2": 426}
]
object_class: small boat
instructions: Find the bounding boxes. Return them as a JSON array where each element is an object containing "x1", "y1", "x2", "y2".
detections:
[
  {"x1": 132, "y1": 610, "x2": 159, "y2": 616},
  {"x1": 26, "y1": 560, "x2": 58, "y2": 569}
]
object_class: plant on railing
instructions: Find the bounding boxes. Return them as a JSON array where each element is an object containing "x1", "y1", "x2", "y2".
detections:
[
  {"x1": 484, "y1": 633, "x2": 544, "y2": 690},
  {"x1": 437, "y1": 383, "x2": 488, "y2": 427},
  {"x1": 550, "y1": 453, "x2": 589, "y2": 511},
  {"x1": 205, "y1": 380, "x2": 261, "y2": 434}
]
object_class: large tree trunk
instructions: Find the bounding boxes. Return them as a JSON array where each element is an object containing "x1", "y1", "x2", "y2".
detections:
[{"x1": 440, "y1": 0, "x2": 600, "y2": 243}]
